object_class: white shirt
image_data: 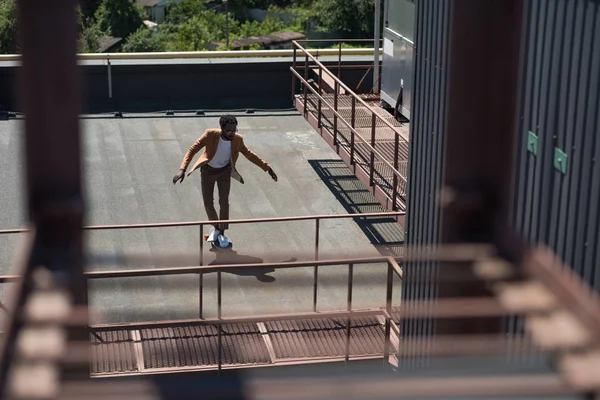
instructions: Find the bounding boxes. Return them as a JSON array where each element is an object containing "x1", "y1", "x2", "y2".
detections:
[{"x1": 208, "y1": 137, "x2": 232, "y2": 168}]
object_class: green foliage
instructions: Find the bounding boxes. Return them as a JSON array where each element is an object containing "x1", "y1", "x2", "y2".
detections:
[
  {"x1": 313, "y1": 0, "x2": 376, "y2": 38},
  {"x1": 0, "y1": 0, "x2": 17, "y2": 54},
  {"x1": 122, "y1": 27, "x2": 167, "y2": 52},
  {"x1": 176, "y1": 16, "x2": 212, "y2": 51},
  {"x1": 164, "y1": 0, "x2": 207, "y2": 25},
  {"x1": 95, "y1": 0, "x2": 145, "y2": 38},
  {"x1": 81, "y1": 25, "x2": 104, "y2": 53}
]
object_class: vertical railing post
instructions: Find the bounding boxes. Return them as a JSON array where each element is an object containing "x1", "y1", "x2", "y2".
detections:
[
  {"x1": 345, "y1": 263, "x2": 354, "y2": 364},
  {"x1": 370, "y1": 113, "x2": 376, "y2": 186},
  {"x1": 217, "y1": 269, "x2": 222, "y2": 372},
  {"x1": 199, "y1": 224, "x2": 204, "y2": 318},
  {"x1": 313, "y1": 218, "x2": 320, "y2": 312},
  {"x1": 291, "y1": 46, "x2": 297, "y2": 103},
  {"x1": 318, "y1": 66, "x2": 323, "y2": 128},
  {"x1": 333, "y1": 82, "x2": 339, "y2": 147},
  {"x1": 337, "y1": 41, "x2": 342, "y2": 79},
  {"x1": 392, "y1": 133, "x2": 400, "y2": 210},
  {"x1": 303, "y1": 53, "x2": 309, "y2": 116},
  {"x1": 199, "y1": 224, "x2": 204, "y2": 265},
  {"x1": 350, "y1": 97, "x2": 356, "y2": 165},
  {"x1": 383, "y1": 261, "x2": 393, "y2": 367},
  {"x1": 218, "y1": 325, "x2": 223, "y2": 373},
  {"x1": 199, "y1": 272, "x2": 203, "y2": 319}
]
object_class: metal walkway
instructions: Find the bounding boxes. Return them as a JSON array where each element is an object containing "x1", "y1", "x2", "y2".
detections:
[{"x1": 90, "y1": 314, "x2": 396, "y2": 376}]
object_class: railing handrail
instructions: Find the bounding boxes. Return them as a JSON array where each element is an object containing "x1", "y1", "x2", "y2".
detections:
[
  {"x1": 292, "y1": 40, "x2": 404, "y2": 138},
  {"x1": 0, "y1": 48, "x2": 381, "y2": 62},
  {"x1": 291, "y1": 68, "x2": 408, "y2": 184},
  {"x1": 0, "y1": 256, "x2": 402, "y2": 283},
  {"x1": 0, "y1": 211, "x2": 404, "y2": 235}
]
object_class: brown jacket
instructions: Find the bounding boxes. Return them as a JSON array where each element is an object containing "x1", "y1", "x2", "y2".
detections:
[{"x1": 179, "y1": 129, "x2": 270, "y2": 184}]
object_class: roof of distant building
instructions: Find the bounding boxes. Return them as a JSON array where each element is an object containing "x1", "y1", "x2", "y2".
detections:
[{"x1": 97, "y1": 36, "x2": 123, "y2": 53}]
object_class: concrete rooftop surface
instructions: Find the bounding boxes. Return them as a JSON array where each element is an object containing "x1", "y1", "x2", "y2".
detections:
[{"x1": 0, "y1": 111, "x2": 403, "y2": 324}]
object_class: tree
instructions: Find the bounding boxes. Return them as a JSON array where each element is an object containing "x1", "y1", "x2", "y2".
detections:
[
  {"x1": 122, "y1": 27, "x2": 167, "y2": 52},
  {"x1": 176, "y1": 16, "x2": 211, "y2": 51},
  {"x1": 80, "y1": 25, "x2": 103, "y2": 53},
  {"x1": 164, "y1": 0, "x2": 206, "y2": 25},
  {"x1": 79, "y1": 0, "x2": 102, "y2": 26},
  {"x1": 0, "y1": 0, "x2": 17, "y2": 54},
  {"x1": 313, "y1": 0, "x2": 376, "y2": 38},
  {"x1": 95, "y1": 0, "x2": 145, "y2": 38}
]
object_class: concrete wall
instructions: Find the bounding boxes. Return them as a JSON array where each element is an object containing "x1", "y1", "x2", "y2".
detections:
[{"x1": 0, "y1": 57, "x2": 374, "y2": 115}]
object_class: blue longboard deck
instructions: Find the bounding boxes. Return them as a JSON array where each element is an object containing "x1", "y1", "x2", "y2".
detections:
[
  {"x1": 211, "y1": 241, "x2": 233, "y2": 249},
  {"x1": 204, "y1": 233, "x2": 233, "y2": 249}
]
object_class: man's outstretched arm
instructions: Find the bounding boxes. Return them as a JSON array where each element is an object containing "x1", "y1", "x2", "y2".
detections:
[
  {"x1": 173, "y1": 132, "x2": 208, "y2": 184},
  {"x1": 239, "y1": 139, "x2": 278, "y2": 182}
]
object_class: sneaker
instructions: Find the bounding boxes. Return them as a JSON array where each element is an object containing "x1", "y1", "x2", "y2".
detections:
[
  {"x1": 207, "y1": 229, "x2": 219, "y2": 242},
  {"x1": 217, "y1": 234, "x2": 231, "y2": 248}
]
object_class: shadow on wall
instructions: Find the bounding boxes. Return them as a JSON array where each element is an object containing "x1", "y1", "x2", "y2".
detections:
[{"x1": 308, "y1": 159, "x2": 404, "y2": 257}]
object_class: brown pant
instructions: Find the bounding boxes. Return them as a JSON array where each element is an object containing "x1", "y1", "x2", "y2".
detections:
[{"x1": 200, "y1": 163, "x2": 231, "y2": 231}]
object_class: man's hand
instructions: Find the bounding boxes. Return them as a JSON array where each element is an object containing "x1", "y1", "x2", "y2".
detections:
[
  {"x1": 268, "y1": 167, "x2": 278, "y2": 182},
  {"x1": 173, "y1": 169, "x2": 185, "y2": 184}
]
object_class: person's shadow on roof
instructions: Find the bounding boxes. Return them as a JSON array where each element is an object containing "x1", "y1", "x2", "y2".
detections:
[{"x1": 208, "y1": 247, "x2": 296, "y2": 283}]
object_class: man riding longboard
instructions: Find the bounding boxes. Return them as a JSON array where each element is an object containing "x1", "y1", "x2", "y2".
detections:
[{"x1": 173, "y1": 115, "x2": 278, "y2": 248}]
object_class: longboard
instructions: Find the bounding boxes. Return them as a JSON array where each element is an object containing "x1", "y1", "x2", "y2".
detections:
[{"x1": 204, "y1": 233, "x2": 233, "y2": 249}]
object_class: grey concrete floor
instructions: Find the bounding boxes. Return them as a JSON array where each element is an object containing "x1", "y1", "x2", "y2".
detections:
[{"x1": 0, "y1": 112, "x2": 403, "y2": 324}]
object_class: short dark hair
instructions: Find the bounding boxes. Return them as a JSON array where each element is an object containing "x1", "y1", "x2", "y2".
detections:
[{"x1": 219, "y1": 114, "x2": 238, "y2": 128}]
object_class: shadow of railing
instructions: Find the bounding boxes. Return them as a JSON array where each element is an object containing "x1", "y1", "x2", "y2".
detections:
[{"x1": 309, "y1": 159, "x2": 404, "y2": 258}]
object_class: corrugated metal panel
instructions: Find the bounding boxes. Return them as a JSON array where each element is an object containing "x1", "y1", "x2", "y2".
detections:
[
  {"x1": 511, "y1": 0, "x2": 600, "y2": 292},
  {"x1": 401, "y1": 0, "x2": 451, "y2": 367}
]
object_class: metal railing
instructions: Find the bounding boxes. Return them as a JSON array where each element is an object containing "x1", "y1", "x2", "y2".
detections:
[
  {"x1": 0, "y1": 211, "x2": 403, "y2": 320},
  {"x1": 0, "y1": 254, "x2": 403, "y2": 373},
  {"x1": 0, "y1": 211, "x2": 404, "y2": 266},
  {"x1": 290, "y1": 40, "x2": 408, "y2": 211}
]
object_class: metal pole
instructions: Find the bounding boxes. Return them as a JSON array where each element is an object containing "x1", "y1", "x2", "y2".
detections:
[
  {"x1": 383, "y1": 262, "x2": 393, "y2": 366},
  {"x1": 393, "y1": 133, "x2": 400, "y2": 210},
  {"x1": 370, "y1": 114, "x2": 377, "y2": 186},
  {"x1": 199, "y1": 222, "x2": 204, "y2": 318},
  {"x1": 318, "y1": 66, "x2": 323, "y2": 127},
  {"x1": 199, "y1": 224, "x2": 204, "y2": 265},
  {"x1": 218, "y1": 270, "x2": 222, "y2": 319},
  {"x1": 303, "y1": 53, "x2": 309, "y2": 116},
  {"x1": 373, "y1": 0, "x2": 381, "y2": 94},
  {"x1": 333, "y1": 82, "x2": 339, "y2": 147},
  {"x1": 345, "y1": 263, "x2": 354, "y2": 364},
  {"x1": 107, "y1": 54, "x2": 112, "y2": 99},
  {"x1": 313, "y1": 218, "x2": 320, "y2": 312},
  {"x1": 199, "y1": 272, "x2": 203, "y2": 319},
  {"x1": 291, "y1": 47, "x2": 297, "y2": 102},
  {"x1": 350, "y1": 97, "x2": 356, "y2": 164},
  {"x1": 337, "y1": 41, "x2": 342, "y2": 79}
]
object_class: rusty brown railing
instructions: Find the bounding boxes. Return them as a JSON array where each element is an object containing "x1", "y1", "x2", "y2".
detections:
[
  {"x1": 0, "y1": 211, "x2": 404, "y2": 266},
  {"x1": 290, "y1": 40, "x2": 408, "y2": 212},
  {"x1": 290, "y1": 68, "x2": 407, "y2": 211}
]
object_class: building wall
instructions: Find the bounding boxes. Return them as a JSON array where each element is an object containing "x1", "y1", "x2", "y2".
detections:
[
  {"x1": 403, "y1": 0, "x2": 600, "y2": 357},
  {"x1": 511, "y1": 0, "x2": 600, "y2": 291},
  {"x1": 0, "y1": 58, "x2": 373, "y2": 114},
  {"x1": 401, "y1": 0, "x2": 451, "y2": 365}
]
